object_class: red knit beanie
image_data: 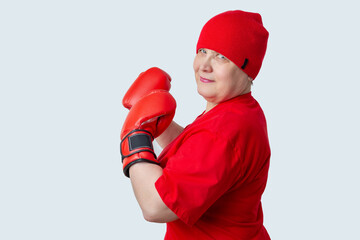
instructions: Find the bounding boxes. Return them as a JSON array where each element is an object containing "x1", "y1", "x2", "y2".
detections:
[{"x1": 196, "y1": 10, "x2": 269, "y2": 79}]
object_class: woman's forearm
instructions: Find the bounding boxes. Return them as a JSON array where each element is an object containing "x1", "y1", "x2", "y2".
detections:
[
  {"x1": 129, "y1": 163, "x2": 179, "y2": 223},
  {"x1": 156, "y1": 121, "x2": 184, "y2": 149}
]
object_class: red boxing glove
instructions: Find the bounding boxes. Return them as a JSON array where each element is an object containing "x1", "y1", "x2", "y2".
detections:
[
  {"x1": 122, "y1": 67, "x2": 172, "y2": 109},
  {"x1": 120, "y1": 90, "x2": 176, "y2": 177}
]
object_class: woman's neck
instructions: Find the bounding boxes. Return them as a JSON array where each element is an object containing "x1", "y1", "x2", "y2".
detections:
[{"x1": 205, "y1": 101, "x2": 217, "y2": 113}]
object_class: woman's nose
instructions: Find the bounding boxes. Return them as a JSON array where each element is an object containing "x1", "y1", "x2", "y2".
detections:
[{"x1": 199, "y1": 57, "x2": 212, "y2": 72}]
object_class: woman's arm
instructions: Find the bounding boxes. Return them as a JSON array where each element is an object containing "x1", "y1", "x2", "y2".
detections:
[
  {"x1": 129, "y1": 163, "x2": 179, "y2": 223},
  {"x1": 128, "y1": 122, "x2": 183, "y2": 223},
  {"x1": 156, "y1": 121, "x2": 184, "y2": 149}
]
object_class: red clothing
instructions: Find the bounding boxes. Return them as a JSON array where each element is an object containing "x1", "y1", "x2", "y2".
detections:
[{"x1": 155, "y1": 92, "x2": 271, "y2": 240}]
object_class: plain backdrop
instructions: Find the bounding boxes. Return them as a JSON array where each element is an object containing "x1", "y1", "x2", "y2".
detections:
[{"x1": 1, "y1": 0, "x2": 359, "y2": 239}]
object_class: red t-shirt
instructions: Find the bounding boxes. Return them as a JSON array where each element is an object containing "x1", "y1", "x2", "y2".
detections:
[{"x1": 155, "y1": 92, "x2": 271, "y2": 240}]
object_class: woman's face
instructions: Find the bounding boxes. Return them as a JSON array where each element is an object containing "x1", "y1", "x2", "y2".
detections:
[{"x1": 193, "y1": 48, "x2": 252, "y2": 111}]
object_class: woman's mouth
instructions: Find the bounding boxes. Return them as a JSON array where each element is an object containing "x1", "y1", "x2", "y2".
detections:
[{"x1": 200, "y1": 76, "x2": 214, "y2": 83}]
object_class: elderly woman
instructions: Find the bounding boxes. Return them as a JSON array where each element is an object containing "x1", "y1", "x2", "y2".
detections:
[{"x1": 120, "y1": 10, "x2": 271, "y2": 240}]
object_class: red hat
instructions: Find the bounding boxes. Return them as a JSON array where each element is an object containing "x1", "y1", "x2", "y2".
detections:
[{"x1": 196, "y1": 10, "x2": 269, "y2": 79}]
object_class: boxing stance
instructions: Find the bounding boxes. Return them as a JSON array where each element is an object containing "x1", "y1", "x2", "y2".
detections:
[{"x1": 121, "y1": 10, "x2": 271, "y2": 240}]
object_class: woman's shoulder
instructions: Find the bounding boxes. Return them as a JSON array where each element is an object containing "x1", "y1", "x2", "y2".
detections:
[{"x1": 188, "y1": 101, "x2": 265, "y2": 141}]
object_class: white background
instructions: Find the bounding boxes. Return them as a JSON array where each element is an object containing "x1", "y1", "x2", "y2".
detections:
[{"x1": 1, "y1": 0, "x2": 359, "y2": 239}]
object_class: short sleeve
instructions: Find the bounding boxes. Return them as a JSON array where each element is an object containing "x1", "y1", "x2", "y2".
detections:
[{"x1": 155, "y1": 130, "x2": 241, "y2": 226}]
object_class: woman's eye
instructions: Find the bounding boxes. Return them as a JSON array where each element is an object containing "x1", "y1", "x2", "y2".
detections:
[
  {"x1": 217, "y1": 54, "x2": 226, "y2": 60},
  {"x1": 199, "y1": 49, "x2": 207, "y2": 54}
]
